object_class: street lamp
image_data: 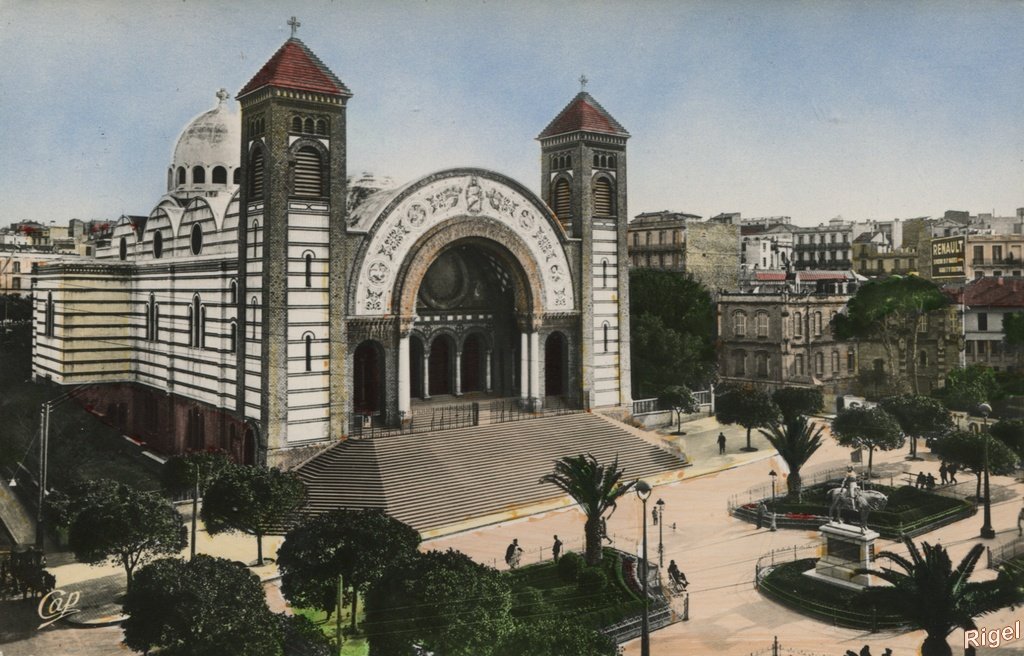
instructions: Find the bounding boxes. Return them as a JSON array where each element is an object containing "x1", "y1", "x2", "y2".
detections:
[
  {"x1": 635, "y1": 480, "x2": 652, "y2": 656},
  {"x1": 655, "y1": 498, "x2": 665, "y2": 567},
  {"x1": 769, "y1": 470, "x2": 778, "y2": 532},
  {"x1": 979, "y1": 403, "x2": 995, "y2": 539}
]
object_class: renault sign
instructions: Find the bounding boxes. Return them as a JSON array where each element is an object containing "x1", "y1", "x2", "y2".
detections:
[{"x1": 931, "y1": 236, "x2": 966, "y2": 279}]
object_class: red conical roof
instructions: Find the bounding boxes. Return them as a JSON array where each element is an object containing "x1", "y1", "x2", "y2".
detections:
[
  {"x1": 238, "y1": 38, "x2": 351, "y2": 99},
  {"x1": 538, "y1": 92, "x2": 629, "y2": 139}
]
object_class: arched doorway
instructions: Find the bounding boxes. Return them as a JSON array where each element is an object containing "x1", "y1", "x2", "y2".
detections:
[
  {"x1": 428, "y1": 335, "x2": 454, "y2": 396},
  {"x1": 462, "y1": 334, "x2": 484, "y2": 393},
  {"x1": 544, "y1": 332, "x2": 567, "y2": 397},
  {"x1": 354, "y1": 341, "x2": 385, "y2": 415},
  {"x1": 410, "y1": 335, "x2": 425, "y2": 399},
  {"x1": 242, "y1": 424, "x2": 258, "y2": 466}
]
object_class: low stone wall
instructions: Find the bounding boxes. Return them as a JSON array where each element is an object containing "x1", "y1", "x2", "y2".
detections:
[{"x1": 633, "y1": 409, "x2": 707, "y2": 430}]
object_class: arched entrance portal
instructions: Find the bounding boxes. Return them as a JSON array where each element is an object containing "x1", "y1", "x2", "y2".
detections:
[
  {"x1": 410, "y1": 335, "x2": 425, "y2": 399},
  {"x1": 353, "y1": 341, "x2": 385, "y2": 416},
  {"x1": 428, "y1": 335, "x2": 454, "y2": 396},
  {"x1": 544, "y1": 332, "x2": 568, "y2": 397},
  {"x1": 461, "y1": 333, "x2": 484, "y2": 393}
]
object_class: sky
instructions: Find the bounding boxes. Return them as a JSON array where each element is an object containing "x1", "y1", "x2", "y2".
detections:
[{"x1": 0, "y1": 0, "x2": 1021, "y2": 226}]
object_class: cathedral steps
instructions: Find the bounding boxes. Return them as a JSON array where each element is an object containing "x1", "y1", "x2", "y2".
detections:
[{"x1": 296, "y1": 412, "x2": 688, "y2": 536}]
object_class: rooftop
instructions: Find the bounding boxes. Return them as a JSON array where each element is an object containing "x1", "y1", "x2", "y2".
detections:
[
  {"x1": 538, "y1": 91, "x2": 629, "y2": 140},
  {"x1": 238, "y1": 38, "x2": 351, "y2": 99}
]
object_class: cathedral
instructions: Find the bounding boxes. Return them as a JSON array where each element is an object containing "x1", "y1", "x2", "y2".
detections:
[{"x1": 32, "y1": 33, "x2": 633, "y2": 467}]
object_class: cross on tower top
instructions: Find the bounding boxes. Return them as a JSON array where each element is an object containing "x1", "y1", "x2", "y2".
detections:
[
  {"x1": 216, "y1": 88, "x2": 229, "y2": 105},
  {"x1": 579, "y1": 74, "x2": 588, "y2": 91},
  {"x1": 287, "y1": 16, "x2": 301, "y2": 38}
]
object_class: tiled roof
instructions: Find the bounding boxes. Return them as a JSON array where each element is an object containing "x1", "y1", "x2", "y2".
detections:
[
  {"x1": 754, "y1": 271, "x2": 787, "y2": 281},
  {"x1": 238, "y1": 38, "x2": 351, "y2": 99},
  {"x1": 538, "y1": 92, "x2": 629, "y2": 139},
  {"x1": 797, "y1": 270, "x2": 854, "y2": 281},
  {"x1": 960, "y1": 277, "x2": 1024, "y2": 308}
]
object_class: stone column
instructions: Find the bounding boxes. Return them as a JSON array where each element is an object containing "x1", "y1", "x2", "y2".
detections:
[
  {"x1": 454, "y1": 348, "x2": 462, "y2": 397},
  {"x1": 422, "y1": 353, "x2": 431, "y2": 400},
  {"x1": 519, "y1": 331, "x2": 529, "y2": 403},
  {"x1": 398, "y1": 334, "x2": 411, "y2": 420},
  {"x1": 484, "y1": 349, "x2": 493, "y2": 393},
  {"x1": 529, "y1": 331, "x2": 541, "y2": 410}
]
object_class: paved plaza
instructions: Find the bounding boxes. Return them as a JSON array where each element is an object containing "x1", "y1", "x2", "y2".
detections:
[{"x1": 3, "y1": 416, "x2": 1024, "y2": 655}]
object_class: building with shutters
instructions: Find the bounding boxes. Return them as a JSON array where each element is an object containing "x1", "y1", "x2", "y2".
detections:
[{"x1": 31, "y1": 34, "x2": 633, "y2": 467}]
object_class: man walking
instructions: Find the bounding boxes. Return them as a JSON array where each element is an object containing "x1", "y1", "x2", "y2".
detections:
[
  {"x1": 939, "y1": 462, "x2": 948, "y2": 485},
  {"x1": 717, "y1": 432, "x2": 727, "y2": 455},
  {"x1": 1018, "y1": 506, "x2": 1024, "y2": 537},
  {"x1": 505, "y1": 538, "x2": 523, "y2": 569},
  {"x1": 552, "y1": 535, "x2": 563, "y2": 563}
]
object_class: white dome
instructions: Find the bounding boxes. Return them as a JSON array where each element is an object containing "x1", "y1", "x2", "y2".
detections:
[{"x1": 169, "y1": 89, "x2": 241, "y2": 193}]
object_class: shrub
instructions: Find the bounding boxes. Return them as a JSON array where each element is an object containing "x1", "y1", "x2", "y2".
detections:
[
  {"x1": 512, "y1": 586, "x2": 547, "y2": 618},
  {"x1": 578, "y1": 566, "x2": 608, "y2": 596},
  {"x1": 558, "y1": 551, "x2": 584, "y2": 583}
]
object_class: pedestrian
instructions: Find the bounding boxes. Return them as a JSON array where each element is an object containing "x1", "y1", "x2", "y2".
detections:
[
  {"x1": 939, "y1": 462, "x2": 948, "y2": 485},
  {"x1": 926, "y1": 473, "x2": 936, "y2": 490},
  {"x1": 504, "y1": 538, "x2": 523, "y2": 569},
  {"x1": 881, "y1": 649, "x2": 892, "y2": 656},
  {"x1": 859, "y1": 646, "x2": 872, "y2": 656},
  {"x1": 667, "y1": 559, "x2": 687, "y2": 590},
  {"x1": 756, "y1": 500, "x2": 767, "y2": 529},
  {"x1": 552, "y1": 535, "x2": 563, "y2": 563},
  {"x1": 652, "y1": 507, "x2": 658, "y2": 526},
  {"x1": 600, "y1": 517, "x2": 612, "y2": 544},
  {"x1": 1018, "y1": 506, "x2": 1024, "y2": 537},
  {"x1": 915, "y1": 471, "x2": 926, "y2": 489},
  {"x1": 717, "y1": 432, "x2": 727, "y2": 455},
  {"x1": 948, "y1": 463, "x2": 958, "y2": 484}
]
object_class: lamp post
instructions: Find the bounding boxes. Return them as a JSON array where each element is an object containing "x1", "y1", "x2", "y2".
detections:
[
  {"x1": 769, "y1": 470, "x2": 778, "y2": 532},
  {"x1": 635, "y1": 480, "x2": 652, "y2": 656},
  {"x1": 656, "y1": 498, "x2": 665, "y2": 567},
  {"x1": 979, "y1": 403, "x2": 995, "y2": 539}
]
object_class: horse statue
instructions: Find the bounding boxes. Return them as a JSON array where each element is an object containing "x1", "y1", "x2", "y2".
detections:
[{"x1": 827, "y1": 486, "x2": 888, "y2": 534}]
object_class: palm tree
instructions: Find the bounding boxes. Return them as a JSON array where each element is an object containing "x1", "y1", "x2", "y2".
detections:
[
  {"x1": 540, "y1": 454, "x2": 636, "y2": 566},
  {"x1": 865, "y1": 537, "x2": 1007, "y2": 656},
  {"x1": 757, "y1": 416, "x2": 824, "y2": 501}
]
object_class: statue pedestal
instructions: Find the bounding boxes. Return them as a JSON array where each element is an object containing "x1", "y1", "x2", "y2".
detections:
[{"x1": 804, "y1": 522, "x2": 877, "y2": 590}]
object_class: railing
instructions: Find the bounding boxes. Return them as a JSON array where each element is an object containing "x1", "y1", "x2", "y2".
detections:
[
  {"x1": 988, "y1": 536, "x2": 1024, "y2": 569},
  {"x1": 487, "y1": 397, "x2": 579, "y2": 424},
  {"x1": 632, "y1": 389, "x2": 712, "y2": 416}
]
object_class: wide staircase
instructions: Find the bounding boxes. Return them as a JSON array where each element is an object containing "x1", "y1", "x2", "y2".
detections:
[{"x1": 297, "y1": 412, "x2": 687, "y2": 536}]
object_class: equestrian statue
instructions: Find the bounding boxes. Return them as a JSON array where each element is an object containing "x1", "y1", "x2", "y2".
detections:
[{"x1": 827, "y1": 467, "x2": 888, "y2": 534}]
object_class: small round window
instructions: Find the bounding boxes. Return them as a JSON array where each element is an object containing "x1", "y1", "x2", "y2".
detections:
[
  {"x1": 153, "y1": 231, "x2": 164, "y2": 259},
  {"x1": 190, "y1": 223, "x2": 203, "y2": 256},
  {"x1": 119, "y1": 237, "x2": 127, "y2": 260}
]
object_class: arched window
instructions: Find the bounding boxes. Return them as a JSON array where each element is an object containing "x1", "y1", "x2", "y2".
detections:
[
  {"x1": 593, "y1": 154, "x2": 600, "y2": 167},
  {"x1": 293, "y1": 146, "x2": 324, "y2": 197},
  {"x1": 229, "y1": 321, "x2": 237, "y2": 353},
  {"x1": 551, "y1": 178, "x2": 572, "y2": 225},
  {"x1": 200, "y1": 305, "x2": 207, "y2": 348},
  {"x1": 212, "y1": 166, "x2": 227, "y2": 184},
  {"x1": 144, "y1": 300, "x2": 150, "y2": 340},
  {"x1": 148, "y1": 293, "x2": 156, "y2": 340},
  {"x1": 249, "y1": 147, "x2": 265, "y2": 198},
  {"x1": 119, "y1": 237, "x2": 127, "y2": 260},
  {"x1": 815, "y1": 352, "x2": 825, "y2": 376},
  {"x1": 305, "y1": 333, "x2": 313, "y2": 372},
  {"x1": 232, "y1": 168, "x2": 241, "y2": 185},
  {"x1": 229, "y1": 279, "x2": 237, "y2": 305},
  {"x1": 249, "y1": 297, "x2": 258, "y2": 339},
  {"x1": 44, "y1": 292, "x2": 54, "y2": 337},
  {"x1": 192, "y1": 166, "x2": 206, "y2": 184},
  {"x1": 176, "y1": 166, "x2": 186, "y2": 186},
  {"x1": 304, "y1": 117, "x2": 315, "y2": 134},
  {"x1": 187, "y1": 305, "x2": 194, "y2": 347},
  {"x1": 602, "y1": 322, "x2": 610, "y2": 352},
  {"x1": 832, "y1": 351, "x2": 840, "y2": 373},
  {"x1": 291, "y1": 116, "x2": 303, "y2": 132},
  {"x1": 756, "y1": 352, "x2": 769, "y2": 377},
  {"x1": 733, "y1": 312, "x2": 747, "y2": 338},
  {"x1": 814, "y1": 312, "x2": 823, "y2": 336},
  {"x1": 733, "y1": 350, "x2": 746, "y2": 376},
  {"x1": 153, "y1": 231, "x2": 163, "y2": 259},
  {"x1": 315, "y1": 119, "x2": 327, "y2": 135},
  {"x1": 153, "y1": 303, "x2": 160, "y2": 340},
  {"x1": 190, "y1": 223, "x2": 203, "y2": 256},
  {"x1": 608, "y1": 154, "x2": 616, "y2": 168},
  {"x1": 756, "y1": 311, "x2": 769, "y2": 338},
  {"x1": 250, "y1": 220, "x2": 260, "y2": 259},
  {"x1": 190, "y1": 295, "x2": 201, "y2": 347},
  {"x1": 593, "y1": 177, "x2": 614, "y2": 217},
  {"x1": 601, "y1": 259, "x2": 608, "y2": 288},
  {"x1": 304, "y1": 252, "x2": 313, "y2": 288},
  {"x1": 793, "y1": 311, "x2": 802, "y2": 336}
]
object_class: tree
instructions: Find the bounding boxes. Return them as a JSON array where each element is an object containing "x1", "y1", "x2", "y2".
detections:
[
  {"x1": 629, "y1": 269, "x2": 717, "y2": 394},
  {"x1": 938, "y1": 365, "x2": 1001, "y2": 412},
  {"x1": 833, "y1": 275, "x2": 948, "y2": 394},
  {"x1": 931, "y1": 431, "x2": 1017, "y2": 500},
  {"x1": 539, "y1": 454, "x2": 636, "y2": 566},
  {"x1": 658, "y1": 384, "x2": 699, "y2": 434},
  {"x1": 162, "y1": 449, "x2": 230, "y2": 559},
  {"x1": 879, "y1": 395, "x2": 954, "y2": 460},
  {"x1": 122, "y1": 554, "x2": 285, "y2": 656},
  {"x1": 771, "y1": 387, "x2": 824, "y2": 424},
  {"x1": 757, "y1": 416, "x2": 824, "y2": 500},
  {"x1": 1003, "y1": 310, "x2": 1024, "y2": 368},
  {"x1": 364, "y1": 549, "x2": 514, "y2": 656},
  {"x1": 831, "y1": 406, "x2": 904, "y2": 479},
  {"x1": 68, "y1": 480, "x2": 186, "y2": 591},
  {"x1": 714, "y1": 384, "x2": 780, "y2": 452},
  {"x1": 494, "y1": 617, "x2": 617, "y2": 656},
  {"x1": 201, "y1": 464, "x2": 307, "y2": 566},
  {"x1": 864, "y1": 537, "x2": 1007, "y2": 656},
  {"x1": 278, "y1": 509, "x2": 421, "y2": 630},
  {"x1": 991, "y1": 419, "x2": 1024, "y2": 461}
]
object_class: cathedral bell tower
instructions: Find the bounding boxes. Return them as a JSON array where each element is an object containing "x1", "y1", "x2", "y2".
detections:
[
  {"x1": 538, "y1": 81, "x2": 632, "y2": 408},
  {"x1": 236, "y1": 22, "x2": 353, "y2": 466}
]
